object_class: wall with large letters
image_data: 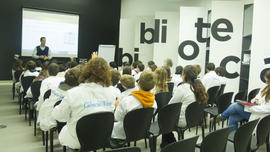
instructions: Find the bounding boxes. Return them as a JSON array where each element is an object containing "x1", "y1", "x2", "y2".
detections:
[
  {"x1": 248, "y1": 0, "x2": 270, "y2": 91},
  {"x1": 209, "y1": 1, "x2": 244, "y2": 93},
  {"x1": 119, "y1": 0, "x2": 212, "y2": 66}
]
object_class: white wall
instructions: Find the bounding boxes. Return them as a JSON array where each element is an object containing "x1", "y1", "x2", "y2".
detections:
[
  {"x1": 248, "y1": 0, "x2": 270, "y2": 91},
  {"x1": 119, "y1": 0, "x2": 254, "y2": 68},
  {"x1": 119, "y1": 0, "x2": 212, "y2": 66},
  {"x1": 153, "y1": 12, "x2": 179, "y2": 70}
]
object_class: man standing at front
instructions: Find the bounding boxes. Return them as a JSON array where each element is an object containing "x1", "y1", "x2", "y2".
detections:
[{"x1": 32, "y1": 37, "x2": 52, "y2": 62}]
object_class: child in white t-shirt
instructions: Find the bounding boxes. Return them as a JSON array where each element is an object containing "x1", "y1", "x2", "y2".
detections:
[{"x1": 111, "y1": 71, "x2": 157, "y2": 148}]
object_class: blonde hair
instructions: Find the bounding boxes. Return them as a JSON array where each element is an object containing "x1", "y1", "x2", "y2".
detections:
[
  {"x1": 138, "y1": 71, "x2": 156, "y2": 91},
  {"x1": 154, "y1": 67, "x2": 168, "y2": 93},
  {"x1": 120, "y1": 75, "x2": 135, "y2": 89},
  {"x1": 261, "y1": 70, "x2": 270, "y2": 102}
]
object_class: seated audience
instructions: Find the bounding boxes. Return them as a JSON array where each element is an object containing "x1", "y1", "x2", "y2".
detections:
[
  {"x1": 39, "y1": 68, "x2": 81, "y2": 131},
  {"x1": 147, "y1": 61, "x2": 155, "y2": 71},
  {"x1": 36, "y1": 63, "x2": 64, "y2": 111},
  {"x1": 215, "y1": 67, "x2": 226, "y2": 85},
  {"x1": 149, "y1": 64, "x2": 157, "y2": 72},
  {"x1": 52, "y1": 56, "x2": 117, "y2": 150},
  {"x1": 116, "y1": 75, "x2": 137, "y2": 107},
  {"x1": 154, "y1": 67, "x2": 168, "y2": 94},
  {"x1": 134, "y1": 63, "x2": 145, "y2": 81},
  {"x1": 193, "y1": 64, "x2": 201, "y2": 78},
  {"x1": 163, "y1": 58, "x2": 173, "y2": 73},
  {"x1": 162, "y1": 65, "x2": 208, "y2": 147},
  {"x1": 117, "y1": 66, "x2": 132, "y2": 92},
  {"x1": 111, "y1": 71, "x2": 157, "y2": 148},
  {"x1": 110, "y1": 61, "x2": 118, "y2": 70},
  {"x1": 35, "y1": 60, "x2": 42, "y2": 72},
  {"x1": 110, "y1": 69, "x2": 121, "y2": 99},
  {"x1": 163, "y1": 66, "x2": 172, "y2": 83},
  {"x1": 131, "y1": 61, "x2": 142, "y2": 76},
  {"x1": 17, "y1": 60, "x2": 40, "y2": 93},
  {"x1": 220, "y1": 70, "x2": 270, "y2": 131},
  {"x1": 57, "y1": 63, "x2": 67, "y2": 78},
  {"x1": 201, "y1": 63, "x2": 221, "y2": 91},
  {"x1": 172, "y1": 65, "x2": 183, "y2": 87}
]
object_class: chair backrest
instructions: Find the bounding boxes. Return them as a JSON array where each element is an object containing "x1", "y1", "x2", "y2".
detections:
[
  {"x1": 167, "y1": 82, "x2": 174, "y2": 97},
  {"x1": 161, "y1": 136, "x2": 199, "y2": 152},
  {"x1": 105, "y1": 147, "x2": 141, "y2": 152},
  {"x1": 124, "y1": 108, "x2": 154, "y2": 142},
  {"x1": 233, "y1": 119, "x2": 259, "y2": 152},
  {"x1": 14, "y1": 70, "x2": 23, "y2": 82},
  {"x1": 43, "y1": 89, "x2": 51, "y2": 101},
  {"x1": 248, "y1": 88, "x2": 260, "y2": 102},
  {"x1": 30, "y1": 81, "x2": 42, "y2": 102},
  {"x1": 256, "y1": 114, "x2": 270, "y2": 147},
  {"x1": 185, "y1": 102, "x2": 205, "y2": 128},
  {"x1": 217, "y1": 84, "x2": 226, "y2": 98},
  {"x1": 200, "y1": 126, "x2": 233, "y2": 152},
  {"x1": 234, "y1": 91, "x2": 246, "y2": 102},
  {"x1": 217, "y1": 92, "x2": 234, "y2": 114},
  {"x1": 53, "y1": 100, "x2": 66, "y2": 132},
  {"x1": 21, "y1": 76, "x2": 36, "y2": 94},
  {"x1": 158, "y1": 103, "x2": 182, "y2": 134},
  {"x1": 76, "y1": 112, "x2": 114, "y2": 151},
  {"x1": 155, "y1": 92, "x2": 172, "y2": 112},
  {"x1": 207, "y1": 86, "x2": 220, "y2": 105}
]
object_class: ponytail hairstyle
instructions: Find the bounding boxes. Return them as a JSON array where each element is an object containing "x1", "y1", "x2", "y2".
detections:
[
  {"x1": 261, "y1": 70, "x2": 270, "y2": 102},
  {"x1": 154, "y1": 67, "x2": 168, "y2": 93},
  {"x1": 183, "y1": 65, "x2": 208, "y2": 104}
]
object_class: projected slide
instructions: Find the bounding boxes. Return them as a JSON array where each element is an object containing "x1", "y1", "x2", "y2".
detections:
[{"x1": 22, "y1": 8, "x2": 79, "y2": 57}]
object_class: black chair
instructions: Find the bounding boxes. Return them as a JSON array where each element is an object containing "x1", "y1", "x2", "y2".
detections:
[
  {"x1": 19, "y1": 76, "x2": 36, "y2": 115},
  {"x1": 248, "y1": 88, "x2": 260, "y2": 102},
  {"x1": 204, "y1": 92, "x2": 233, "y2": 132},
  {"x1": 40, "y1": 89, "x2": 51, "y2": 152},
  {"x1": 12, "y1": 70, "x2": 23, "y2": 100},
  {"x1": 206, "y1": 86, "x2": 221, "y2": 106},
  {"x1": 234, "y1": 91, "x2": 247, "y2": 102},
  {"x1": 217, "y1": 84, "x2": 226, "y2": 98},
  {"x1": 250, "y1": 114, "x2": 270, "y2": 152},
  {"x1": 105, "y1": 147, "x2": 141, "y2": 152},
  {"x1": 124, "y1": 108, "x2": 154, "y2": 148},
  {"x1": 153, "y1": 92, "x2": 171, "y2": 122},
  {"x1": 178, "y1": 102, "x2": 206, "y2": 139},
  {"x1": 44, "y1": 89, "x2": 52, "y2": 101},
  {"x1": 149, "y1": 103, "x2": 182, "y2": 152},
  {"x1": 197, "y1": 126, "x2": 233, "y2": 152},
  {"x1": 227, "y1": 119, "x2": 259, "y2": 152},
  {"x1": 167, "y1": 82, "x2": 174, "y2": 97},
  {"x1": 48, "y1": 100, "x2": 66, "y2": 152},
  {"x1": 28, "y1": 80, "x2": 42, "y2": 126},
  {"x1": 161, "y1": 136, "x2": 199, "y2": 152},
  {"x1": 203, "y1": 86, "x2": 220, "y2": 128},
  {"x1": 76, "y1": 112, "x2": 114, "y2": 152}
]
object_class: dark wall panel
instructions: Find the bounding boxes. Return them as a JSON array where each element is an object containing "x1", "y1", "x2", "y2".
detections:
[{"x1": 0, "y1": 0, "x2": 121, "y2": 80}]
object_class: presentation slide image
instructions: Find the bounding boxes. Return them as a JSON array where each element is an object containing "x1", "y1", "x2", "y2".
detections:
[{"x1": 21, "y1": 8, "x2": 79, "y2": 57}]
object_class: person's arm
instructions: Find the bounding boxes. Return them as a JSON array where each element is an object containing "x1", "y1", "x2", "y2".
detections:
[
  {"x1": 52, "y1": 95, "x2": 72, "y2": 122},
  {"x1": 32, "y1": 47, "x2": 39, "y2": 59},
  {"x1": 114, "y1": 99, "x2": 127, "y2": 122},
  {"x1": 169, "y1": 85, "x2": 184, "y2": 104},
  {"x1": 36, "y1": 81, "x2": 49, "y2": 111},
  {"x1": 247, "y1": 103, "x2": 270, "y2": 114}
]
